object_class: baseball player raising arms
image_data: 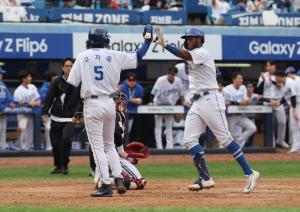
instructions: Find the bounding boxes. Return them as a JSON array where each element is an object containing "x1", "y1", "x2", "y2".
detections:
[
  {"x1": 67, "y1": 25, "x2": 153, "y2": 197},
  {"x1": 155, "y1": 27, "x2": 259, "y2": 193}
]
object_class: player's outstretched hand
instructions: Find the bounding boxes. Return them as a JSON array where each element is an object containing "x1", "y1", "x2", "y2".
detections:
[
  {"x1": 143, "y1": 24, "x2": 153, "y2": 42},
  {"x1": 155, "y1": 27, "x2": 166, "y2": 47}
]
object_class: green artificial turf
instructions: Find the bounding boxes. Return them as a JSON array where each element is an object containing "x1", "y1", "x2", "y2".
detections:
[
  {"x1": 0, "y1": 206, "x2": 299, "y2": 212},
  {"x1": 0, "y1": 161, "x2": 299, "y2": 181}
]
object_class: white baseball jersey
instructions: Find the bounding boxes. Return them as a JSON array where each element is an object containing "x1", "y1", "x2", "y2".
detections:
[
  {"x1": 257, "y1": 72, "x2": 276, "y2": 99},
  {"x1": 151, "y1": 75, "x2": 184, "y2": 105},
  {"x1": 223, "y1": 84, "x2": 248, "y2": 103},
  {"x1": 294, "y1": 77, "x2": 300, "y2": 104},
  {"x1": 187, "y1": 47, "x2": 219, "y2": 94},
  {"x1": 271, "y1": 77, "x2": 296, "y2": 101},
  {"x1": 175, "y1": 63, "x2": 189, "y2": 91},
  {"x1": 248, "y1": 93, "x2": 260, "y2": 104},
  {"x1": 290, "y1": 76, "x2": 300, "y2": 152},
  {"x1": 13, "y1": 84, "x2": 40, "y2": 103},
  {"x1": 68, "y1": 48, "x2": 137, "y2": 98}
]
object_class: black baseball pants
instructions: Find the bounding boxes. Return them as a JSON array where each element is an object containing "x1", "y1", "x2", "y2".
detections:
[{"x1": 50, "y1": 121, "x2": 74, "y2": 169}]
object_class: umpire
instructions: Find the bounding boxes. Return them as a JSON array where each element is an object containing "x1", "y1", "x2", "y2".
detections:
[{"x1": 41, "y1": 58, "x2": 80, "y2": 175}]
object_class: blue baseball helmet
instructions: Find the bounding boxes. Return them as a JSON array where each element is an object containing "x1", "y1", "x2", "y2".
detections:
[
  {"x1": 284, "y1": 66, "x2": 296, "y2": 75},
  {"x1": 181, "y1": 28, "x2": 205, "y2": 42},
  {"x1": 86, "y1": 27, "x2": 110, "y2": 48},
  {"x1": 0, "y1": 67, "x2": 6, "y2": 74}
]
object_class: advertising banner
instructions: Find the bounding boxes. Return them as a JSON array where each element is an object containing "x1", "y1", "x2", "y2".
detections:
[
  {"x1": 0, "y1": 33, "x2": 72, "y2": 58},
  {"x1": 226, "y1": 12, "x2": 300, "y2": 27},
  {"x1": 141, "y1": 10, "x2": 187, "y2": 25},
  {"x1": 49, "y1": 8, "x2": 139, "y2": 24},
  {"x1": 73, "y1": 32, "x2": 222, "y2": 60},
  {"x1": 222, "y1": 35, "x2": 300, "y2": 60}
]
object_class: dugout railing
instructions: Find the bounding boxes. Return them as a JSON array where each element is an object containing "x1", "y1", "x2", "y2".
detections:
[{"x1": 0, "y1": 105, "x2": 275, "y2": 157}]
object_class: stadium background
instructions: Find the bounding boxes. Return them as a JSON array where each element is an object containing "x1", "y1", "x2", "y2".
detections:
[
  {"x1": 1, "y1": 0, "x2": 300, "y2": 210},
  {"x1": 1, "y1": 24, "x2": 300, "y2": 149}
]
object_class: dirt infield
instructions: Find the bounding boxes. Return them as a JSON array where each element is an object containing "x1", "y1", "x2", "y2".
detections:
[
  {"x1": 0, "y1": 179, "x2": 300, "y2": 208},
  {"x1": 0, "y1": 152, "x2": 300, "y2": 208}
]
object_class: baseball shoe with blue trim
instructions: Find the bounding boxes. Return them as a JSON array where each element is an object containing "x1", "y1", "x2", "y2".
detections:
[{"x1": 244, "y1": 170, "x2": 259, "y2": 194}]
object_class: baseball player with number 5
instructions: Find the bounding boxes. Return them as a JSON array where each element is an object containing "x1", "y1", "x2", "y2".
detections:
[
  {"x1": 155, "y1": 27, "x2": 259, "y2": 193},
  {"x1": 67, "y1": 25, "x2": 153, "y2": 197}
]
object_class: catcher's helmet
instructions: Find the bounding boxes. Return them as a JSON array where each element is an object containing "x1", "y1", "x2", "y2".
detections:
[
  {"x1": 181, "y1": 28, "x2": 205, "y2": 43},
  {"x1": 112, "y1": 90, "x2": 128, "y2": 108},
  {"x1": 86, "y1": 27, "x2": 110, "y2": 48}
]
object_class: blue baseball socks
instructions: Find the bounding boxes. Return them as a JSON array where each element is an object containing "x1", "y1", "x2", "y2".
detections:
[
  {"x1": 226, "y1": 141, "x2": 253, "y2": 176},
  {"x1": 189, "y1": 144, "x2": 210, "y2": 180}
]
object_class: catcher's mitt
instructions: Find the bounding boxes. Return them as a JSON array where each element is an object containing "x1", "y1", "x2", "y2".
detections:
[{"x1": 125, "y1": 142, "x2": 149, "y2": 159}]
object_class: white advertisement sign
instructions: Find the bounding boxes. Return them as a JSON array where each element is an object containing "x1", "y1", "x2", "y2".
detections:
[
  {"x1": 137, "y1": 106, "x2": 185, "y2": 114},
  {"x1": 73, "y1": 33, "x2": 222, "y2": 60}
]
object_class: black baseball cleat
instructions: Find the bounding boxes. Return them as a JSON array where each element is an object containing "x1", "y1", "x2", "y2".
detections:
[
  {"x1": 91, "y1": 184, "x2": 113, "y2": 197},
  {"x1": 114, "y1": 177, "x2": 127, "y2": 194},
  {"x1": 188, "y1": 178, "x2": 215, "y2": 191},
  {"x1": 51, "y1": 167, "x2": 62, "y2": 174},
  {"x1": 61, "y1": 167, "x2": 69, "y2": 175}
]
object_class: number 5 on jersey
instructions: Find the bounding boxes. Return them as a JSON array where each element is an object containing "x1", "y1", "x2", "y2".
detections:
[{"x1": 94, "y1": 66, "x2": 104, "y2": 81}]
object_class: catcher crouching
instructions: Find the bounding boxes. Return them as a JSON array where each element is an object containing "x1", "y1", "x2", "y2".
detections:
[
  {"x1": 74, "y1": 90, "x2": 148, "y2": 190},
  {"x1": 92, "y1": 141, "x2": 148, "y2": 190}
]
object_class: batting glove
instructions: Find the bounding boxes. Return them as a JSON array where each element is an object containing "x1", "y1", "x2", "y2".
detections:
[
  {"x1": 143, "y1": 24, "x2": 153, "y2": 42},
  {"x1": 155, "y1": 27, "x2": 166, "y2": 47}
]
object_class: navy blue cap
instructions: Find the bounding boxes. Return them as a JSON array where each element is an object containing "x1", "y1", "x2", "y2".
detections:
[
  {"x1": 284, "y1": 66, "x2": 296, "y2": 75},
  {"x1": 0, "y1": 67, "x2": 6, "y2": 74},
  {"x1": 181, "y1": 28, "x2": 205, "y2": 39}
]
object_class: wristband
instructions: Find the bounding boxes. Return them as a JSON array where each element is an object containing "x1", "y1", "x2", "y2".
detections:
[{"x1": 165, "y1": 44, "x2": 180, "y2": 55}]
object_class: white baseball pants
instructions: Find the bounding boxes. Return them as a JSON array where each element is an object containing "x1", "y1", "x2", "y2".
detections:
[
  {"x1": 0, "y1": 116, "x2": 7, "y2": 150},
  {"x1": 273, "y1": 105, "x2": 287, "y2": 145},
  {"x1": 43, "y1": 119, "x2": 51, "y2": 150},
  {"x1": 17, "y1": 114, "x2": 34, "y2": 150},
  {"x1": 120, "y1": 158, "x2": 142, "y2": 180},
  {"x1": 183, "y1": 92, "x2": 233, "y2": 149},
  {"x1": 154, "y1": 114, "x2": 174, "y2": 149},
  {"x1": 290, "y1": 105, "x2": 300, "y2": 152},
  {"x1": 227, "y1": 115, "x2": 257, "y2": 148},
  {"x1": 84, "y1": 97, "x2": 122, "y2": 185}
]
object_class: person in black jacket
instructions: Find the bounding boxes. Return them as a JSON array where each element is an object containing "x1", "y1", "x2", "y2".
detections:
[{"x1": 41, "y1": 58, "x2": 80, "y2": 175}]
